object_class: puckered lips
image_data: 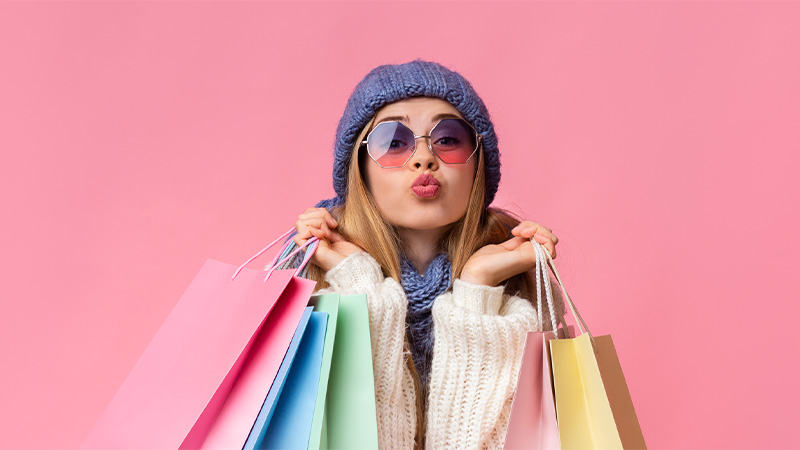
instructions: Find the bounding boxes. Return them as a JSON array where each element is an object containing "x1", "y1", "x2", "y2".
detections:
[{"x1": 411, "y1": 173, "x2": 441, "y2": 198}]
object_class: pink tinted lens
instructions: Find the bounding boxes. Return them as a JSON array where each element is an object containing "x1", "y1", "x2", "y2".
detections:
[
  {"x1": 430, "y1": 119, "x2": 478, "y2": 163},
  {"x1": 366, "y1": 121, "x2": 415, "y2": 167}
]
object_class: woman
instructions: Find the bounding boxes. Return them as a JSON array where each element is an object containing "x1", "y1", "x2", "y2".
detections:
[{"x1": 285, "y1": 60, "x2": 565, "y2": 449}]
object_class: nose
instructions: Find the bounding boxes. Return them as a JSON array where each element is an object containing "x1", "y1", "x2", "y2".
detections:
[{"x1": 409, "y1": 136, "x2": 439, "y2": 171}]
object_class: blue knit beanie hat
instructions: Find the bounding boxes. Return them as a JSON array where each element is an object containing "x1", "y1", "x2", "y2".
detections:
[{"x1": 315, "y1": 59, "x2": 500, "y2": 210}]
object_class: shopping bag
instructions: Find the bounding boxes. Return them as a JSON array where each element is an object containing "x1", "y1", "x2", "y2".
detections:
[
  {"x1": 306, "y1": 293, "x2": 341, "y2": 450},
  {"x1": 244, "y1": 306, "x2": 328, "y2": 449},
  {"x1": 320, "y1": 293, "x2": 379, "y2": 449},
  {"x1": 539, "y1": 242, "x2": 647, "y2": 450},
  {"x1": 200, "y1": 273, "x2": 318, "y2": 449},
  {"x1": 81, "y1": 229, "x2": 319, "y2": 450},
  {"x1": 263, "y1": 238, "x2": 378, "y2": 450},
  {"x1": 505, "y1": 329, "x2": 565, "y2": 450},
  {"x1": 505, "y1": 242, "x2": 570, "y2": 450}
]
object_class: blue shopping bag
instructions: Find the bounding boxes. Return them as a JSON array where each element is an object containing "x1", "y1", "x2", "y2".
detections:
[{"x1": 244, "y1": 308, "x2": 328, "y2": 449}]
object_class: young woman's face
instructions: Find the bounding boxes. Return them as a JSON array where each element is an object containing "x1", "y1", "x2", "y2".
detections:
[{"x1": 362, "y1": 97, "x2": 478, "y2": 233}]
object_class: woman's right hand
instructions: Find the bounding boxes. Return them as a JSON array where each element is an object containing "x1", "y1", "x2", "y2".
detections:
[{"x1": 294, "y1": 207, "x2": 364, "y2": 272}]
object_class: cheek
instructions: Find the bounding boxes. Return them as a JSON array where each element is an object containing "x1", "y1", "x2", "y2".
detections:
[
  {"x1": 363, "y1": 160, "x2": 398, "y2": 203},
  {"x1": 362, "y1": 153, "x2": 393, "y2": 199},
  {"x1": 445, "y1": 166, "x2": 476, "y2": 216},
  {"x1": 456, "y1": 163, "x2": 477, "y2": 197}
]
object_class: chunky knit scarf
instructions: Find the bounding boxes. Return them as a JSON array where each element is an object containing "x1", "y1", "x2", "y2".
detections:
[
  {"x1": 283, "y1": 231, "x2": 453, "y2": 392},
  {"x1": 399, "y1": 252, "x2": 452, "y2": 392}
]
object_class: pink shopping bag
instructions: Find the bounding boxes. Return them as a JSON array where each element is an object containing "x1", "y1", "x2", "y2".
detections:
[
  {"x1": 200, "y1": 250, "x2": 319, "y2": 449},
  {"x1": 82, "y1": 230, "x2": 318, "y2": 450},
  {"x1": 505, "y1": 327, "x2": 572, "y2": 450},
  {"x1": 505, "y1": 240, "x2": 570, "y2": 450}
]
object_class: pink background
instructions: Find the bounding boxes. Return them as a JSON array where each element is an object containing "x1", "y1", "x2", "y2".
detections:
[{"x1": 1, "y1": 1, "x2": 798, "y2": 448}]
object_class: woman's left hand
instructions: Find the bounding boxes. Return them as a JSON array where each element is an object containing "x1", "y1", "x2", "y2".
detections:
[{"x1": 460, "y1": 221, "x2": 558, "y2": 287}]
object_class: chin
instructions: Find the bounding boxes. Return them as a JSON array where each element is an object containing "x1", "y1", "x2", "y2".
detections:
[{"x1": 389, "y1": 213, "x2": 463, "y2": 231}]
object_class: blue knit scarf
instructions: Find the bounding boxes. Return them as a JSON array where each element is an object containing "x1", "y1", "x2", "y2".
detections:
[
  {"x1": 284, "y1": 222, "x2": 453, "y2": 393},
  {"x1": 399, "y1": 252, "x2": 452, "y2": 392}
]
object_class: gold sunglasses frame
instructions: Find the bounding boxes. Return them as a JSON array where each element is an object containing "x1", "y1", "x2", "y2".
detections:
[{"x1": 360, "y1": 118, "x2": 483, "y2": 169}]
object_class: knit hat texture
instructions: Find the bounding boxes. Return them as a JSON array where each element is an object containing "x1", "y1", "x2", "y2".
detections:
[{"x1": 316, "y1": 59, "x2": 500, "y2": 210}]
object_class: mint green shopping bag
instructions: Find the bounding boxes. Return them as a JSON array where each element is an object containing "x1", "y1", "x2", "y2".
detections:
[
  {"x1": 306, "y1": 293, "x2": 339, "y2": 450},
  {"x1": 307, "y1": 293, "x2": 379, "y2": 450}
]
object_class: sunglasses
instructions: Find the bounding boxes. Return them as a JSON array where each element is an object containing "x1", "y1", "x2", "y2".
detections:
[{"x1": 361, "y1": 118, "x2": 483, "y2": 169}]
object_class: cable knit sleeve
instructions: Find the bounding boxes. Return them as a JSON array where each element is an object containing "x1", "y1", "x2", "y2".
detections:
[
  {"x1": 425, "y1": 279, "x2": 540, "y2": 450},
  {"x1": 319, "y1": 251, "x2": 418, "y2": 450}
]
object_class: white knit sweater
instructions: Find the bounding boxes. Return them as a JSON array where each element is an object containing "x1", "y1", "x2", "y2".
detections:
[{"x1": 317, "y1": 251, "x2": 544, "y2": 450}]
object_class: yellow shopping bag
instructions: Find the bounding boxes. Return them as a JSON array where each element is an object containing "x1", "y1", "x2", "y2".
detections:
[{"x1": 532, "y1": 241, "x2": 647, "y2": 450}]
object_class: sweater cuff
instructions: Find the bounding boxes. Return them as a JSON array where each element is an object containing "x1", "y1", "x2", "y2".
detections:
[
  {"x1": 324, "y1": 251, "x2": 385, "y2": 294},
  {"x1": 452, "y1": 278, "x2": 505, "y2": 315}
]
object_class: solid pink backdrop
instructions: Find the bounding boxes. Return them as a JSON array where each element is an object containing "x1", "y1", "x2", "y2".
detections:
[{"x1": 1, "y1": 1, "x2": 798, "y2": 449}]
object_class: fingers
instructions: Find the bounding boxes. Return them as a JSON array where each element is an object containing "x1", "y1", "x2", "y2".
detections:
[
  {"x1": 327, "y1": 228, "x2": 347, "y2": 243},
  {"x1": 499, "y1": 236, "x2": 555, "y2": 260},
  {"x1": 298, "y1": 207, "x2": 338, "y2": 229},
  {"x1": 512, "y1": 220, "x2": 558, "y2": 259},
  {"x1": 294, "y1": 219, "x2": 330, "y2": 245},
  {"x1": 512, "y1": 221, "x2": 555, "y2": 241},
  {"x1": 497, "y1": 236, "x2": 528, "y2": 251},
  {"x1": 294, "y1": 207, "x2": 338, "y2": 247},
  {"x1": 532, "y1": 235, "x2": 556, "y2": 259}
]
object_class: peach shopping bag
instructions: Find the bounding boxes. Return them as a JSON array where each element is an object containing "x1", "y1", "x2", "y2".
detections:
[{"x1": 541, "y1": 241, "x2": 647, "y2": 450}]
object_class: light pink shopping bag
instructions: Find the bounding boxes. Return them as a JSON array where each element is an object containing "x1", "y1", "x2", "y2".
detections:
[
  {"x1": 505, "y1": 240, "x2": 570, "y2": 450},
  {"x1": 199, "y1": 275, "x2": 317, "y2": 449},
  {"x1": 505, "y1": 327, "x2": 572, "y2": 450},
  {"x1": 82, "y1": 230, "x2": 318, "y2": 450}
]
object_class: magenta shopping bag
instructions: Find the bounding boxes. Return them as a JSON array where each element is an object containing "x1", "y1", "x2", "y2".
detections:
[{"x1": 82, "y1": 230, "x2": 319, "y2": 450}]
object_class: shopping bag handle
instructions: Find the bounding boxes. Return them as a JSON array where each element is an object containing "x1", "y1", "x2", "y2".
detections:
[
  {"x1": 531, "y1": 238, "x2": 597, "y2": 353},
  {"x1": 263, "y1": 236, "x2": 318, "y2": 282},
  {"x1": 231, "y1": 228, "x2": 319, "y2": 281},
  {"x1": 533, "y1": 242, "x2": 561, "y2": 336}
]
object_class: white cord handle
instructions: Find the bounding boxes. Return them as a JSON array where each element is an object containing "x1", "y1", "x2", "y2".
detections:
[
  {"x1": 530, "y1": 238, "x2": 597, "y2": 352},
  {"x1": 534, "y1": 241, "x2": 559, "y2": 334}
]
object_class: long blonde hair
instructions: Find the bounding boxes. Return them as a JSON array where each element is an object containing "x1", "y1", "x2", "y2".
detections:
[
  {"x1": 308, "y1": 117, "x2": 561, "y2": 313},
  {"x1": 304, "y1": 116, "x2": 565, "y2": 448}
]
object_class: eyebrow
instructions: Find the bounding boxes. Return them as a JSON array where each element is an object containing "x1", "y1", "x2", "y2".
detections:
[{"x1": 376, "y1": 113, "x2": 463, "y2": 124}]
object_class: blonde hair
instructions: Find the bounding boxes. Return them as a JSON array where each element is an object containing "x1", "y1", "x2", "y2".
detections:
[
  {"x1": 308, "y1": 117, "x2": 561, "y2": 308},
  {"x1": 305, "y1": 116, "x2": 565, "y2": 448}
]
